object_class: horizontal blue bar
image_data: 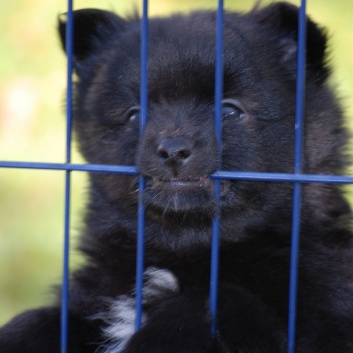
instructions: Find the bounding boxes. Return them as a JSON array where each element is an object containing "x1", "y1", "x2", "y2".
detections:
[
  {"x1": 1, "y1": 161, "x2": 353, "y2": 185},
  {"x1": 0, "y1": 161, "x2": 138, "y2": 174},
  {"x1": 213, "y1": 171, "x2": 353, "y2": 184}
]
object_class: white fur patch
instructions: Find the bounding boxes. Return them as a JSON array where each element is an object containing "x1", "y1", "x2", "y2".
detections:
[
  {"x1": 94, "y1": 295, "x2": 142, "y2": 353},
  {"x1": 142, "y1": 267, "x2": 179, "y2": 302},
  {"x1": 96, "y1": 267, "x2": 179, "y2": 353}
]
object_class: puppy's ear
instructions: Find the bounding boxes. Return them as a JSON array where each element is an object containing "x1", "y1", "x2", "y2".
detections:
[
  {"x1": 58, "y1": 9, "x2": 126, "y2": 75},
  {"x1": 255, "y1": 2, "x2": 329, "y2": 83}
]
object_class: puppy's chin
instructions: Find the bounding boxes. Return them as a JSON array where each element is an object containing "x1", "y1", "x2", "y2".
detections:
[{"x1": 142, "y1": 177, "x2": 231, "y2": 221}]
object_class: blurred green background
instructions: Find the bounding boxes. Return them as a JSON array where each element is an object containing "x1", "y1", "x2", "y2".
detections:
[{"x1": 0, "y1": 0, "x2": 352, "y2": 326}]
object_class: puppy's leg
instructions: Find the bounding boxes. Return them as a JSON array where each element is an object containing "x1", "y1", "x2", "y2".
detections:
[
  {"x1": 0, "y1": 307, "x2": 99, "y2": 353},
  {"x1": 99, "y1": 267, "x2": 215, "y2": 353}
]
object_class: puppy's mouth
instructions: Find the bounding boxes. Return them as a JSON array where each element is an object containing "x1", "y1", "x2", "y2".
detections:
[
  {"x1": 151, "y1": 175, "x2": 210, "y2": 188},
  {"x1": 149, "y1": 176, "x2": 229, "y2": 196},
  {"x1": 142, "y1": 176, "x2": 230, "y2": 215}
]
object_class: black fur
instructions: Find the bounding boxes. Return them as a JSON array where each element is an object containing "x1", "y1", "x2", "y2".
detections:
[{"x1": 1, "y1": 2, "x2": 353, "y2": 352}]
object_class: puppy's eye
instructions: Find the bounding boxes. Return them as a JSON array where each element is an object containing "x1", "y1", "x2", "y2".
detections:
[
  {"x1": 221, "y1": 99, "x2": 246, "y2": 121},
  {"x1": 124, "y1": 106, "x2": 140, "y2": 123}
]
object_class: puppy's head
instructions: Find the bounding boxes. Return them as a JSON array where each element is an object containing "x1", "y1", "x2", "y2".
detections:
[{"x1": 58, "y1": 4, "x2": 349, "y2": 243}]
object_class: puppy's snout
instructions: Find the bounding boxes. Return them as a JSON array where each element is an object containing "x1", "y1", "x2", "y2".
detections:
[{"x1": 157, "y1": 138, "x2": 192, "y2": 166}]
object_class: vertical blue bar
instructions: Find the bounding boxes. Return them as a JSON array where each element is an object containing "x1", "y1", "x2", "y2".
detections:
[
  {"x1": 210, "y1": 0, "x2": 224, "y2": 338},
  {"x1": 135, "y1": 0, "x2": 148, "y2": 332},
  {"x1": 61, "y1": 1, "x2": 73, "y2": 352},
  {"x1": 293, "y1": 1, "x2": 306, "y2": 177},
  {"x1": 287, "y1": 1, "x2": 306, "y2": 353}
]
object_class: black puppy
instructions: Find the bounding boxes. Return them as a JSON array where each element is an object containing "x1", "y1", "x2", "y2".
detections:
[{"x1": 1, "y1": 2, "x2": 353, "y2": 352}]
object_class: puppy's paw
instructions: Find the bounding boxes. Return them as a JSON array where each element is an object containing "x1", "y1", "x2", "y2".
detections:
[
  {"x1": 97, "y1": 267, "x2": 179, "y2": 353},
  {"x1": 143, "y1": 267, "x2": 179, "y2": 303},
  {"x1": 95, "y1": 295, "x2": 139, "y2": 353}
]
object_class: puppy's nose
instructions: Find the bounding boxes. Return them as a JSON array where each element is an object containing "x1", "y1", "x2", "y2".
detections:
[{"x1": 157, "y1": 138, "x2": 192, "y2": 165}]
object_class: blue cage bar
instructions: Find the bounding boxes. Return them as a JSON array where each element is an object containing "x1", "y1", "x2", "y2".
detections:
[
  {"x1": 135, "y1": 0, "x2": 149, "y2": 332},
  {"x1": 287, "y1": 1, "x2": 307, "y2": 352},
  {"x1": 61, "y1": 0, "x2": 74, "y2": 351},
  {"x1": 210, "y1": 0, "x2": 224, "y2": 338}
]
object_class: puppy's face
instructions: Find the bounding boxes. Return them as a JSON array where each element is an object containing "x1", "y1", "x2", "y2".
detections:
[{"x1": 59, "y1": 5, "x2": 335, "y2": 233}]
